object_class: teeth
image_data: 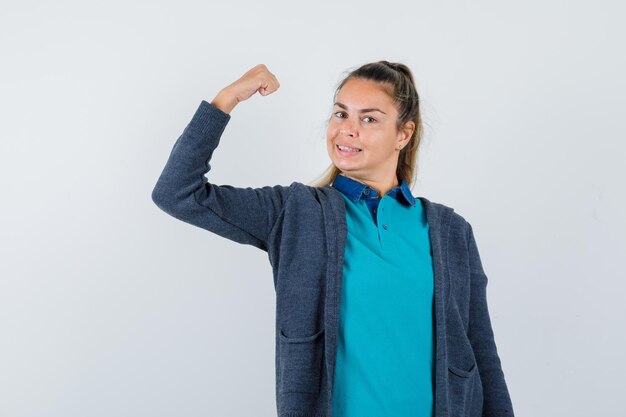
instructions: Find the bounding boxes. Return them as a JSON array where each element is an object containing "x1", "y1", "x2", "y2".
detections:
[{"x1": 338, "y1": 145, "x2": 361, "y2": 152}]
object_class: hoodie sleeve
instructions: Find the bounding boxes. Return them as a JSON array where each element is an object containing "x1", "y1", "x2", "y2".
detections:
[
  {"x1": 151, "y1": 100, "x2": 293, "y2": 252},
  {"x1": 466, "y1": 222, "x2": 515, "y2": 417}
]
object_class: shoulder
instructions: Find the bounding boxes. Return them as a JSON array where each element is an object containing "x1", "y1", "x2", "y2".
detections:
[
  {"x1": 416, "y1": 195, "x2": 469, "y2": 224},
  {"x1": 288, "y1": 181, "x2": 342, "y2": 201},
  {"x1": 275, "y1": 182, "x2": 343, "y2": 212},
  {"x1": 255, "y1": 181, "x2": 341, "y2": 206},
  {"x1": 417, "y1": 195, "x2": 473, "y2": 239}
]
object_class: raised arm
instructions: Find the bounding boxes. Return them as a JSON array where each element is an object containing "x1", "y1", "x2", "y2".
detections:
[
  {"x1": 466, "y1": 222, "x2": 515, "y2": 416},
  {"x1": 151, "y1": 65, "x2": 291, "y2": 252}
]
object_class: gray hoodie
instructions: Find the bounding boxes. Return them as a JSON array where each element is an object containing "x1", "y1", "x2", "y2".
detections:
[{"x1": 151, "y1": 100, "x2": 515, "y2": 417}]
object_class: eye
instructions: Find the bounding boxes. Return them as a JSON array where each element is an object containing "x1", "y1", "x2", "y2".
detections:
[{"x1": 333, "y1": 111, "x2": 377, "y2": 123}]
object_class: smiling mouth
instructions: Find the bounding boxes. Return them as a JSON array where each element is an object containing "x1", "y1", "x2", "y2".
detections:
[{"x1": 336, "y1": 144, "x2": 362, "y2": 152}]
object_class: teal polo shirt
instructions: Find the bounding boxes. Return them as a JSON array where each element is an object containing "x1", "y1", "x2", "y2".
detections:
[{"x1": 330, "y1": 173, "x2": 435, "y2": 417}]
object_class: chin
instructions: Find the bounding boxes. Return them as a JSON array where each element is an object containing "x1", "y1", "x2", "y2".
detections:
[{"x1": 334, "y1": 162, "x2": 358, "y2": 173}]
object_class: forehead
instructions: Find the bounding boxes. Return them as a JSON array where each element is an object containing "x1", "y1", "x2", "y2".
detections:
[{"x1": 335, "y1": 78, "x2": 393, "y2": 109}]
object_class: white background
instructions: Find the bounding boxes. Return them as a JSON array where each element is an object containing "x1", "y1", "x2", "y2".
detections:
[{"x1": 1, "y1": 0, "x2": 624, "y2": 416}]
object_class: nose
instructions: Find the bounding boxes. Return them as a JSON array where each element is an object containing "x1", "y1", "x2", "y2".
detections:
[{"x1": 340, "y1": 118, "x2": 359, "y2": 137}]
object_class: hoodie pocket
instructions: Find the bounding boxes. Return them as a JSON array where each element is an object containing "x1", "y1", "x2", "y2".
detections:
[{"x1": 278, "y1": 328, "x2": 325, "y2": 394}]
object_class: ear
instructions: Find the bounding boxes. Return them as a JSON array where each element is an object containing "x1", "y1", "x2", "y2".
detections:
[{"x1": 396, "y1": 121, "x2": 415, "y2": 150}]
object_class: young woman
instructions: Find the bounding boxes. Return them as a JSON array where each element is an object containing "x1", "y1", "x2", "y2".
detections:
[{"x1": 152, "y1": 61, "x2": 515, "y2": 417}]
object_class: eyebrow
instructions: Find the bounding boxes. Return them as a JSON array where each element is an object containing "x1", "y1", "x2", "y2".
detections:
[{"x1": 334, "y1": 102, "x2": 387, "y2": 115}]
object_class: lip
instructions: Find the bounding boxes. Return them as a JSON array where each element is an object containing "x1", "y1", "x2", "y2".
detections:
[{"x1": 336, "y1": 143, "x2": 362, "y2": 156}]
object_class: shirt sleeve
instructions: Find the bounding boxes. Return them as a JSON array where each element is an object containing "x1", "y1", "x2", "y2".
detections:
[
  {"x1": 151, "y1": 100, "x2": 294, "y2": 252},
  {"x1": 466, "y1": 222, "x2": 515, "y2": 416}
]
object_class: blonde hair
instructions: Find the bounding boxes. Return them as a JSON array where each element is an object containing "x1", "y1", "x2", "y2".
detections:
[{"x1": 308, "y1": 60, "x2": 424, "y2": 189}]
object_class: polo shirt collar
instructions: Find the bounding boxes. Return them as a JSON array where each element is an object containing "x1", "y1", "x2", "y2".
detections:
[{"x1": 331, "y1": 173, "x2": 416, "y2": 206}]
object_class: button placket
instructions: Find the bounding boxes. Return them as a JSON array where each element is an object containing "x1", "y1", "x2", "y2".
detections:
[{"x1": 377, "y1": 200, "x2": 397, "y2": 252}]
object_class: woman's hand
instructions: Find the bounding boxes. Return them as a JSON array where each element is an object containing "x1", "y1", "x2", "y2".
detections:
[{"x1": 211, "y1": 64, "x2": 280, "y2": 114}]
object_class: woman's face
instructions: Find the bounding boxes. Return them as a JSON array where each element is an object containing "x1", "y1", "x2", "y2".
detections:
[{"x1": 326, "y1": 78, "x2": 409, "y2": 183}]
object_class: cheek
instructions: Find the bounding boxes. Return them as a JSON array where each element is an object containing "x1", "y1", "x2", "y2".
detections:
[
  {"x1": 326, "y1": 125, "x2": 339, "y2": 138},
  {"x1": 326, "y1": 128, "x2": 338, "y2": 147},
  {"x1": 326, "y1": 136, "x2": 335, "y2": 157}
]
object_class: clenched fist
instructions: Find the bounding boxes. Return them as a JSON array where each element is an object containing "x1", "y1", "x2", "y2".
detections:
[{"x1": 211, "y1": 64, "x2": 280, "y2": 114}]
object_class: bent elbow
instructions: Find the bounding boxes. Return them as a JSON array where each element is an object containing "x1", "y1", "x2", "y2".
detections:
[{"x1": 151, "y1": 182, "x2": 177, "y2": 213}]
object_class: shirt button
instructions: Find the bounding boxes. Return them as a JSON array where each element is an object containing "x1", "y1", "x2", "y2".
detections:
[
  {"x1": 363, "y1": 188, "x2": 370, "y2": 195},
  {"x1": 382, "y1": 224, "x2": 388, "y2": 230}
]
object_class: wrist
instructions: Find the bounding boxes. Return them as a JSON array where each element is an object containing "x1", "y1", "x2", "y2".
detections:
[{"x1": 211, "y1": 88, "x2": 238, "y2": 114}]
